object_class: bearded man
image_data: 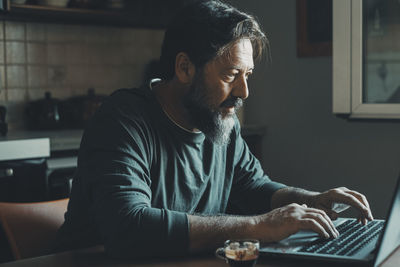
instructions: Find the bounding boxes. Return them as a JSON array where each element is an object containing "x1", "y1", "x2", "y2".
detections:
[{"x1": 55, "y1": 0, "x2": 373, "y2": 258}]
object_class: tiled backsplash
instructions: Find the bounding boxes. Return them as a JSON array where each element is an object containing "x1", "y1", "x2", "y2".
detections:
[{"x1": 0, "y1": 20, "x2": 164, "y2": 129}]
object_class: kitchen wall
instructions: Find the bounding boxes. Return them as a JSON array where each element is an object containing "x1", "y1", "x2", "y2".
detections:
[
  {"x1": 230, "y1": 0, "x2": 400, "y2": 218},
  {"x1": 0, "y1": 20, "x2": 164, "y2": 129}
]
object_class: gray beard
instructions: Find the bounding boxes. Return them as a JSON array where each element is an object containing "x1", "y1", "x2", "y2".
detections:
[
  {"x1": 183, "y1": 74, "x2": 240, "y2": 145},
  {"x1": 208, "y1": 112, "x2": 236, "y2": 145}
]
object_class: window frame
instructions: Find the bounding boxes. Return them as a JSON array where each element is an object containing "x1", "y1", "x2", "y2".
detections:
[{"x1": 332, "y1": 0, "x2": 400, "y2": 119}]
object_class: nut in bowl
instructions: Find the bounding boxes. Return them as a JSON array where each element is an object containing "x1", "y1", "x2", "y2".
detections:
[{"x1": 216, "y1": 239, "x2": 259, "y2": 267}]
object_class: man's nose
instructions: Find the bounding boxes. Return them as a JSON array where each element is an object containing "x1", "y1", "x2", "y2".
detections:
[{"x1": 232, "y1": 75, "x2": 249, "y2": 100}]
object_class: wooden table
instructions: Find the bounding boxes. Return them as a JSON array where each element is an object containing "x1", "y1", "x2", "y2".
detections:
[{"x1": 0, "y1": 245, "x2": 399, "y2": 267}]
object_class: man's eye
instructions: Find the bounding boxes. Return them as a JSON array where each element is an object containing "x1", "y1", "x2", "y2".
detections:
[{"x1": 225, "y1": 74, "x2": 236, "y2": 82}]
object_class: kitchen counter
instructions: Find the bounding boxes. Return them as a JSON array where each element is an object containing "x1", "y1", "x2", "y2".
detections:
[
  {"x1": 0, "y1": 129, "x2": 84, "y2": 152},
  {"x1": 0, "y1": 136, "x2": 50, "y2": 162}
]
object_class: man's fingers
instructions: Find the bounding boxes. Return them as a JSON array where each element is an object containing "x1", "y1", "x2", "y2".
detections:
[
  {"x1": 304, "y1": 211, "x2": 338, "y2": 238},
  {"x1": 344, "y1": 189, "x2": 370, "y2": 209},
  {"x1": 358, "y1": 216, "x2": 368, "y2": 225},
  {"x1": 346, "y1": 190, "x2": 374, "y2": 220},
  {"x1": 357, "y1": 216, "x2": 368, "y2": 225},
  {"x1": 314, "y1": 203, "x2": 339, "y2": 220},
  {"x1": 305, "y1": 208, "x2": 339, "y2": 235},
  {"x1": 329, "y1": 190, "x2": 373, "y2": 221},
  {"x1": 300, "y1": 219, "x2": 330, "y2": 239},
  {"x1": 327, "y1": 210, "x2": 339, "y2": 220}
]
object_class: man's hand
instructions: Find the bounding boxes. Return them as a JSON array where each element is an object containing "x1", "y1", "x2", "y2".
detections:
[
  {"x1": 254, "y1": 203, "x2": 339, "y2": 242},
  {"x1": 189, "y1": 187, "x2": 374, "y2": 252},
  {"x1": 271, "y1": 186, "x2": 374, "y2": 226},
  {"x1": 188, "y1": 203, "x2": 339, "y2": 252},
  {"x1": 309, "y1": 187, "x2": 374, "y2": 225}
]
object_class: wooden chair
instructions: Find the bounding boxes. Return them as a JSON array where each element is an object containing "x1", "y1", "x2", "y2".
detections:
[{"x1": 0, "y1": 198, "x2": 68, "y2": 260}]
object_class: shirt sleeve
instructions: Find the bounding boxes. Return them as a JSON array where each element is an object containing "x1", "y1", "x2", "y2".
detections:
[
  {"x1": 228, "y1": 123, "x2": 287, "y2": 215},
  {"x1": 79, "y1": 105, "x2": 189, "y2": 259}
]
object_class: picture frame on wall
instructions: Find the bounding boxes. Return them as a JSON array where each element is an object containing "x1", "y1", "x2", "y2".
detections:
[{"x1": 296, "y1": 0, "x2": 332, "y2": 57}]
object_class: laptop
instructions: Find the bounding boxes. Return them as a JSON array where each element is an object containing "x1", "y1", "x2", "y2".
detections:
[{"x1": 259, "y1": 175, "x2": 400, "y2": 267}]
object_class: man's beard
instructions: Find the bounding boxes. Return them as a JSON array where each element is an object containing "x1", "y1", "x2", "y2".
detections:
[{"x1": 183, "y1": 72, "x2": 243, "y2": 145}]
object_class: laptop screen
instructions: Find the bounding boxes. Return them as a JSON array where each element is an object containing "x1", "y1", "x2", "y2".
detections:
[{"x1": 374, "y1": 176, "x2": 400, "y2": 266}]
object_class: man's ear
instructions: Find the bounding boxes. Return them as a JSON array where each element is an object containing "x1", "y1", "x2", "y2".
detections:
[{"x1": 175, "y1": 52, "x2": 195, "y2": 84}]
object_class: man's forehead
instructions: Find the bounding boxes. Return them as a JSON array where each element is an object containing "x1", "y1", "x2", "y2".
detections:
[{"x1": 215, "y1": 39, "x2": 254, "y2": 71}]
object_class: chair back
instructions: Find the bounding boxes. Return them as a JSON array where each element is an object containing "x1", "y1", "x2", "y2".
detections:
[{"x1": 0, "y1": 198, "x2": 68, "y2": 260}]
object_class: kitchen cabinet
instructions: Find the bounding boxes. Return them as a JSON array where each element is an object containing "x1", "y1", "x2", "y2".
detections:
[
  {"x1": 0, "y1": 137, "x2": 50, "y2": 202},
  {"x1": 2, "y1": 0, "x2": 187, "y2": 27},
  {"x1": 0, "y1": 131, "x2": 78, "y2": 202}
]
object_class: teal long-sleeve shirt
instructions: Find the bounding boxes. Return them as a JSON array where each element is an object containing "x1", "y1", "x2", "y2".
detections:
[{"x1": 55, "y1": 86, "x2": 286, "y2": 258}]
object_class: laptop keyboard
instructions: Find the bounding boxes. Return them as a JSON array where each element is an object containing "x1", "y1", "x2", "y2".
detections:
[{"x1": 299, "y1": 219, "x2": 384, "y2": 256}]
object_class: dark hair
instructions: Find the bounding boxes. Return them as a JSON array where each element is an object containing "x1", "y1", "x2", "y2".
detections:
[{"x1": 159, "y1": 0, "x2": 269, "y2": 81}]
